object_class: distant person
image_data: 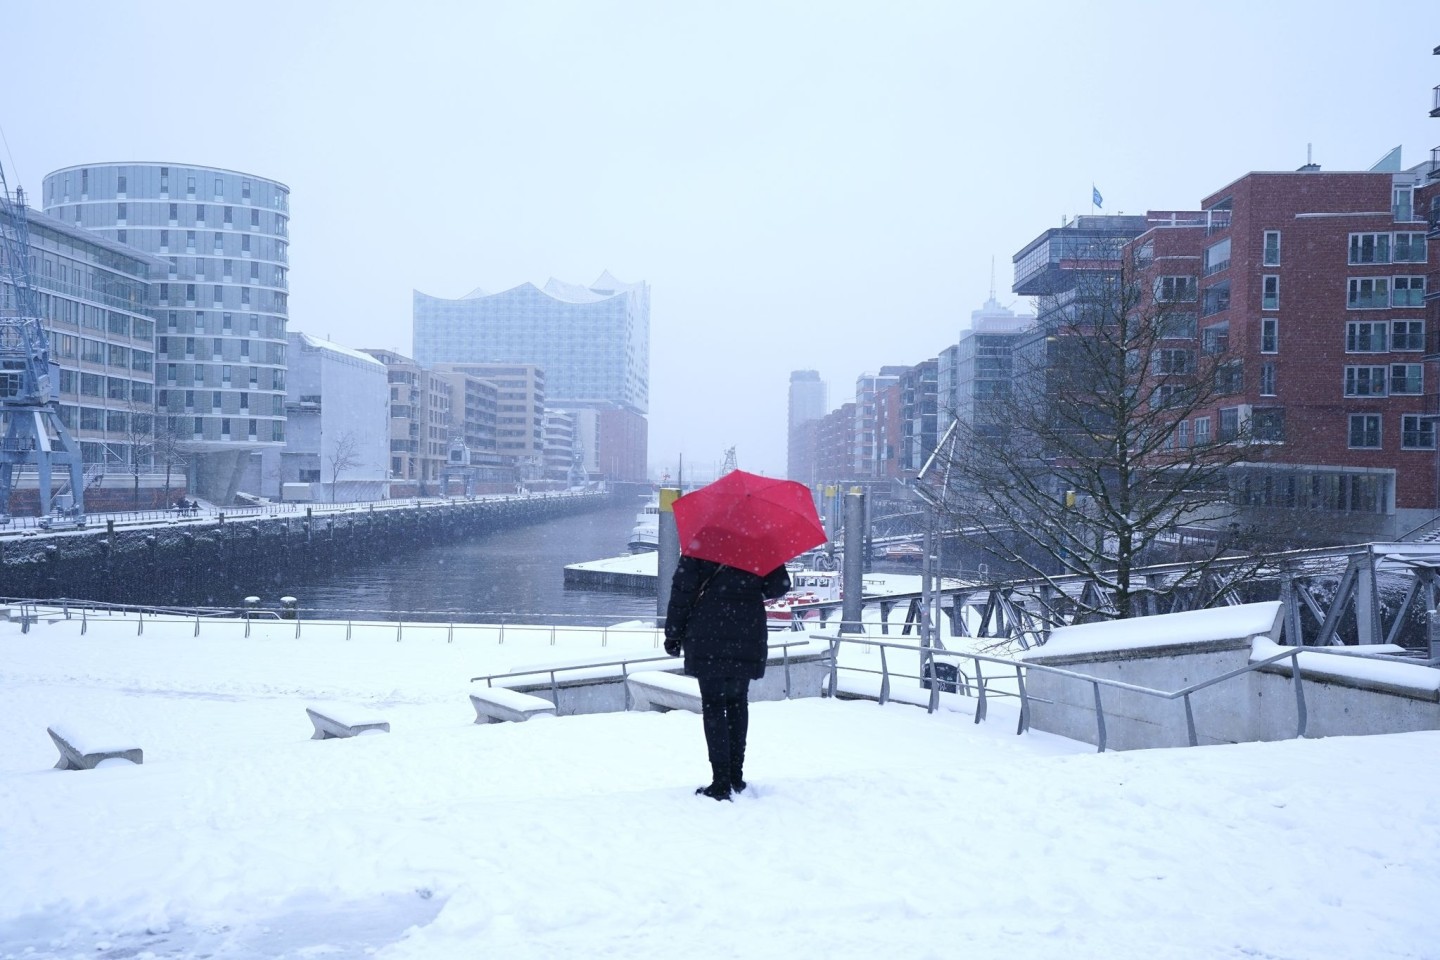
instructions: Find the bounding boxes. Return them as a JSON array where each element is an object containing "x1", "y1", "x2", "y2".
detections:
[{"x1": 664, "y1": 556, "x2": 791, "y2": 800}]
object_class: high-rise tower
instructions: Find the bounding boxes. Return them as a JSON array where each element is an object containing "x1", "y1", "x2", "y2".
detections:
[{"x1": 43, "y1": 162, "x2": 291, "y2": 502}]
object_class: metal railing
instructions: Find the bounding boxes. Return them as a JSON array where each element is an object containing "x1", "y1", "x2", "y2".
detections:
[
  {"x1": 813, "y1": 633, "x2": 1418, "y2": 752},
  {"x1": 469, "y1": 639, "x2": 814, "y2": 712}
]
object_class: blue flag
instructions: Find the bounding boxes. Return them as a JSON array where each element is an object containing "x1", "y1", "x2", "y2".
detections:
[{"x1": 1092, "y1": 186, "x2": 1103, "y2": 209}]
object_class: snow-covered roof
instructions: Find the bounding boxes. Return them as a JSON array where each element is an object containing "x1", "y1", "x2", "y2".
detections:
[
  {"x1": 291, "y1": 332, "x2": 386, "y2": 367},
  {"x1": 420, "y1": 272, "x2": 642, "y2": 307}
]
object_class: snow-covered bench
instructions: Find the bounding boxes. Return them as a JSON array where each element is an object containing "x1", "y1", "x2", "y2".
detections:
[
  {"x1": 627, "y1": 671, "x2": 703, "y2": 713},
  {"x1": 470, "y1": 688, "x2": 557, "y2": 723},
  {"x1": 306, "y1": 705, "x2": 390, "y2": 740},
  {"x1": 47, "y1": 725, "x2": 143, "y2": 770}
]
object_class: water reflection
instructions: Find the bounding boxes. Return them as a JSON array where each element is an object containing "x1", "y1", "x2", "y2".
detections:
[{"x1": 256, "y1": 501, "x2": 657, "y2": 625}]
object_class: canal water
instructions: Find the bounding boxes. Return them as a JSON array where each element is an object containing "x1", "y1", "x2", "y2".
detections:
[{"x1": 265, "y1": 500, "x2": 658, "y2": 625}]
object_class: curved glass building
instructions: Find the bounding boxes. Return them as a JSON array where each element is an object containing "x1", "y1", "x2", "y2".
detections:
[{"x1": 42, "y1": 162, "x2": 290, "y2": 502}]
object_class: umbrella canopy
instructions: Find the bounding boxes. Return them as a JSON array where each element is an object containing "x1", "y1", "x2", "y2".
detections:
[{"x1": 673, "y1": 470, "x2": 827, "y2": 576}]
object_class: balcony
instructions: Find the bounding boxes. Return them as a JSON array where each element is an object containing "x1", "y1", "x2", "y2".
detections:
[
  {"x1": 1431, "y1": 84, "x2": 1440, "y2": 118},
  {"x1": 1205, "y1": 209, "x2": 1232, "y2": 235}
]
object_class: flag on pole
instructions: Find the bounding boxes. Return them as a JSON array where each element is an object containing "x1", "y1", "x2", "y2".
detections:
[{"x1": 1092, "y1": 186, "x2": 1103, "y2": 209}]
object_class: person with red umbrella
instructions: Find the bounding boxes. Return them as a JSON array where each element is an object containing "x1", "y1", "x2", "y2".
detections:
[{"x1": 662, "y1": 471, "x2": 826, "y2": 801}]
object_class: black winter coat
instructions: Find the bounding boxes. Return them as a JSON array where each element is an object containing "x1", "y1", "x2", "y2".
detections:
[{"x1": 664, "y1": 556, "x2": 792, "y2": 680}]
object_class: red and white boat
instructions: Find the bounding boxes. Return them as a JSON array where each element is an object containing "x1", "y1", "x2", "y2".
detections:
[{"x1": 765, "y1": 570, "x2": 841, "y2": 629}]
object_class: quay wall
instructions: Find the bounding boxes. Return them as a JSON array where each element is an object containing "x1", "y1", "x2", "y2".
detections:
[{"x1": 0, "y1": 493, "x2": 613, "y2": 606}]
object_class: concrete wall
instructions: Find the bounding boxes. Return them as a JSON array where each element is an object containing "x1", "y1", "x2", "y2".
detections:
[
  {"x1": 504, "y1": 649, "x2": 831, "y2": 717},
  {"x1": 1024, "y1": 633, "x2": 1440, "y2": 751}
]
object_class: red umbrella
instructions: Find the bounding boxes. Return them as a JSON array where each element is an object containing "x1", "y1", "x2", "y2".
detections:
[{"x1": 673, "y1": 470, "x2": 827, "y2": 576}]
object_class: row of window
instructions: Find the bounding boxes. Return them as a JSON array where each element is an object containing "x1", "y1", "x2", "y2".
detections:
[
  {"x1": 1169, "y1": 273, "x2": 1427, "y2": 315},
  {"x1": 1169, "y1": 409, "x2": 1434, "y2": 451},
  {"x1": 58, "y1": 169, "x2": 286, "y2": 210},
  {"x1": 160, "y1": 366, "x2": 287, "y2": 390},
  {"x1": 1253, "y1": 230, "x2": 1427, "y2": 268}
]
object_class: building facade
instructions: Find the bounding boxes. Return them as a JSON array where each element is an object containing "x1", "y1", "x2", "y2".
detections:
[
  {"x1": 42, "y1": 162, "x2": 291, "y2": 503},
  {"x1": 412, "y1": 272, "x2": 649, "y2": 480},
  {"x1": 0, "y1": 204, "x2": 167, "y2": 510},
  {"x1": 361, "y1": 349, "x2": 452, "y2": 493},
  {"x1": 249, "y1": 333, "x2": 388, "y2": 502},
  {"x1": 430, "y1": 362, "x2": 545, "y2": 479},
  {"x1": 787, "y1": 369, "x2": 827, "y2": 484},
  {"x1": 1160, "y1": 163, "x2": 1437, "y2": 535}
]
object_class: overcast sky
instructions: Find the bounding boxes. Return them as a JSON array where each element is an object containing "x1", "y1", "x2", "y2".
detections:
[{"x1": 2, "y1": 1, "x2": 1436, "y2": 478}]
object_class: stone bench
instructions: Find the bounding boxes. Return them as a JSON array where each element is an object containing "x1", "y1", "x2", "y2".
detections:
[
  {"x1": 306, "y1": 705, "x2": 390, "y2": 740},
  {"x1": 627, "y1": 671, "x2": 703, "y2": 713},
  {"x1": 470, "y1": 688, "x2": 557, "y2": 724},
  {"x1": 47, "y1": 725, "x2": 143, "y2": 770}
]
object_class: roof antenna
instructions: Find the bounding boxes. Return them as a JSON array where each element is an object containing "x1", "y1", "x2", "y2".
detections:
[{"x1": 989, "y1": 256, "x2": 996, "y2": 301}]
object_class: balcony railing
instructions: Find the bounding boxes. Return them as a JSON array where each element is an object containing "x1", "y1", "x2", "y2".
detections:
[
  {"x1": 1431, "y1": 84, "x2": 1440, "y2": 118},
  {"x1": 1202, "y1": 259, "x2": 1230, "y2": 278},
  {"x1": 1205, "y1": 210, "x2": 1232, "y2": 235}
]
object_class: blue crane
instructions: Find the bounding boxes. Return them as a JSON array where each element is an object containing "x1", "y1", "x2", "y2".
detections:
[{"x1": 0, "y1": 159, "x2": 86, "y2": 525}]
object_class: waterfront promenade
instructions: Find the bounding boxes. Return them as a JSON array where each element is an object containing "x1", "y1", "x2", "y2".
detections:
[{"x1": 2, "y1": 601, "x2": 1436, "y2": 959}]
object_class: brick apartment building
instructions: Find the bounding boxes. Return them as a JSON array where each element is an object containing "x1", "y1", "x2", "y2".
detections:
[{"x1": 1131, "y1": 161, "x2": 1438, "y2": 538}]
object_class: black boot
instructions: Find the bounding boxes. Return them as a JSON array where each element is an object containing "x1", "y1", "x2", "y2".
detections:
[{"x1": 695, "y1": 781, "x2": 732, "y2": 801}]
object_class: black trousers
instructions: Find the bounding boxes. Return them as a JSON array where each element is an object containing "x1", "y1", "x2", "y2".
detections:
[{"x1": 697, "y1": 676, "x2": 750, "y2": 784}]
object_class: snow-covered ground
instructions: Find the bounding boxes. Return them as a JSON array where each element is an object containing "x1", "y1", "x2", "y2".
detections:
[{"x1": 2, "y1": 610, "x2": 1437, "y2": 959}]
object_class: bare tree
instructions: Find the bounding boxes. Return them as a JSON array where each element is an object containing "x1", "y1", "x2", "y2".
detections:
[
  {"x1": 922, "y1": 238, "x2": 1263, "y2": 620},
  {"x1": 326, "y1": 431, "x2": 360, "y2": 503},
  {"x1": 120, "y1": 401, "x2": 185, "y2": 509},
  {"x1": 152, "y1": 415, "x2": 186, "y2": 506}
]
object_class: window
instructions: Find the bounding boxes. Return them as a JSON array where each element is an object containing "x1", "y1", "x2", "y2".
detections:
[
  {"x1": 186, "y1": 176, "x2": 196, "y2": 197},
  {"x1": 1176, "y1": 420, "x2": 1191, "y2": 448},
  {"x1": 1393, "y1": 276, "x2": 1426, "y2": 307},
  {"x1": 241, "y1": 235, "x2": 251, "y2": 255},
  {"x1": 1260, "y1": 362, "x2": 1277, "y2": 397},
  {"x1": 1402, "y1": 414, "x2": 1435, "y2": 450},
  {"x1": 242, "y1": 180, "x2": 251, "y2": 201},
  {"x1": 1349, "y1": 414, "x2": 1381, "y2": 449},
  {"x1": 1215, "y1": 360, "x2": 1243, "y2": 395},
  {"x1": 1221, "y1": 411, "x2": 1244, "y2": 446},
  {"x1": 169, "y1": 202, "x2": 178, "y2": 223},
  {"x1": 159, "y1": 167, "x2": 169, "y2": 194},
  {"x1": 116, "y1": 202, "x2": 126, "y2": 222},
  {"x1": 1394, "y1": 232, "x2": 1427, "y2": 262},
  {"x1": 1344, "y1": 366, "x2": 1387, "y2": 396},
  {"x1": 1347, "y1": 278, "x2": 1389, "y2": 309},
  {"x1": 186, "y1": 230, "x2": 196, "y2": 252},
  {"x1": 1252, "y1": 408, "x2": 1284, "y2": 442},
  {"x1": 1349, "y1": 233, "x2": 1391, "y2": 264},
  {"x1": 1259, "y1": 275, "x2": 1279, "y2": 311},
  {"x1": 1194, "y1": 416, "x2": 1211, "y2": 445},
  {"x1": 1152, "y1": 349, "x2": 1194, "y2": 374},
  {"x1": 251, "y1": 208, "x2": 260, "y2": 229},
  {"x1": 214, "y1": 178, "x2": 224, "y2": 198},
  {"x1": 1390, "y1": 364, "x2": 1422, "y2": 395},
  {"x1": 1156, "y1": 276, "x2": 1198, "y2": 302},
  {"x1": 1392, "y1": 320, "x2": 1425, "y2": 351},
  {"x1": 1201, "y1": 324, "x2": 1229, "y2": 355},
  {"x1": 159, "y1": 229, "x2": 169, "y2": 250},
  {"x1": 222, "y1": 312, "x2": 233, "y2": 333},
  {"x1": 116, "y1": 229, "x2": 126, "y2": 245},
  {"x1": 117, "y1": 174, "x2": 126, "y2": 194},
  {"x1": 195, "y1": 204, "x2": 205, "y2": 224},
  {"x1": 1261, "y1": 317, "x2": 1278, "y2": 353},
  {"x1": 1346, "y1": 321, "x2": 1388, "y2": 352},
  {"x1": 224, "y1": 206, "x2": 233, "y2": 226},
  {"x1": 1394, "y1": 186, "x2": 1415, "y2": 222},
  {"x1": 1152, "y1": 383, "x2": 1190, "y2": 409},
  {"x1": 1202, "y1": 282, "x2": 1230, "y2": 316},
  {"x1": 1203, "y1": 239, "x2": 1230, "y2": 276},
  {"x1": 185, "y1": 284, "x2": 196, "y2": 304},
  {"x1": 79, "y1": 373, "x2": 102, "y2": 396},
  {"x1": 1263, "y1": 230, "x2": 1281, "y2": 266}
]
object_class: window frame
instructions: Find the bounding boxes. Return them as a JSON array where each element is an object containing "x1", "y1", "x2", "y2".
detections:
[{"x1": 1348, "y1": 413, "x2": 1382, "y2": 449}]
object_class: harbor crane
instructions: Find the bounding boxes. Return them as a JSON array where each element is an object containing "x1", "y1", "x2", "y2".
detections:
[{"x1": 0, "y1": 159, "x2": 86, "y2": 525}]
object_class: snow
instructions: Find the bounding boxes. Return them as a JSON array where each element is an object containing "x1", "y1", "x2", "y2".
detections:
[
  {"x1": 1029, "y1": 601, "x2": 1283, "y2": 658},
  {"x1": 1252, "y1": 637, "x2": 1440, "y2": 697},
  {"x1": 3, "y1": 611, "x2": 1439, "y2": 959}
]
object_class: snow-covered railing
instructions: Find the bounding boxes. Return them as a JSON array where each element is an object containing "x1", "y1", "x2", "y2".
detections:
[
  {"x1": 470, "y1": 640, "x2": 818, "y2": 712},
  {"x1": 816, "y1": 632, "x2": 1320, "y2": 753}
]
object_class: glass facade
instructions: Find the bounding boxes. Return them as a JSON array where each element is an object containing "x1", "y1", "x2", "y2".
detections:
[
  {"x1": 0, "y1": 206, "x2": 160, "y2": 470},
  {"x1": 42, "y1": 163, "x2": 290, "y2": 474},
  {"x1": 412, "y1": 273, "x2": 649, "y2": 416}
]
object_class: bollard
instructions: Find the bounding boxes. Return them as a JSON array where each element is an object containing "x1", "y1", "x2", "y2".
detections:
[{"x1": 280, "y1": 596, "x2": 297, "y2": 621}]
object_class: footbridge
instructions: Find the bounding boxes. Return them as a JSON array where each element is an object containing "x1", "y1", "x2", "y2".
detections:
[{"x1": 778, "y1": 541, "x2": 1440, "y2": 653}]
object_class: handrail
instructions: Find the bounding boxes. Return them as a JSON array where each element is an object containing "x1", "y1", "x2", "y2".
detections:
[
  {"x1": 469, "y1": 640, "x2": 816, "y2": 712},
  {"x1": 816, "y1": 632, "x2": 1328, "y2": 752}
]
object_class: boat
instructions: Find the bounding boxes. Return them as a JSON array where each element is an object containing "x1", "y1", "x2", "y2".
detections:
[
  {"x1": 879, "y1": 542, "x2": 924, "y2": 563},
  {"x1": 765, "y1": 569, "x2": 841, "y2": 629},
  {"x1": 627, "y1": 498, "x2": 660, "y2": 553}
]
